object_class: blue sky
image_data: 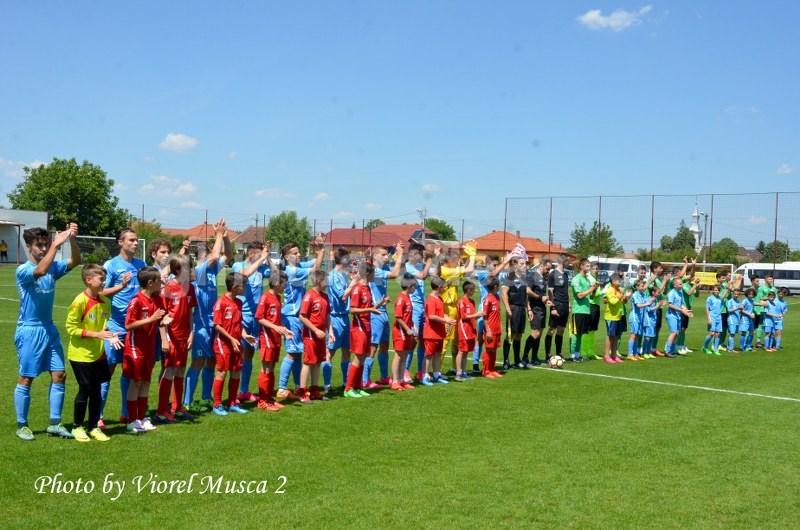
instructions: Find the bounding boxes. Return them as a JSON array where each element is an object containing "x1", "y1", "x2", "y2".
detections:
[{"x1": 1, "y1": 1, "x2": 798, "y2": 249}]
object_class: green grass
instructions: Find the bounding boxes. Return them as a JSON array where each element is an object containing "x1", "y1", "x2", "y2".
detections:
[{"x1": 2, "y1": 265, "x2": 799, "y2": 528}]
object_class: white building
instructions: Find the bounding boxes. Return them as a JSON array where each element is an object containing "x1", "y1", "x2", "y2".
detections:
[
  {"x1": 689, "y1": 205, "x2": 703, "y2": 254},
  {"x1": 0, "y1": 208, "x2": 49, "y2": 264}
]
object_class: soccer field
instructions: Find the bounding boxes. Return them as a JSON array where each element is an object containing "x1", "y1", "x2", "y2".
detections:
[{"x1": 2, "y1": 265, "x2": 799, "y2": 528}]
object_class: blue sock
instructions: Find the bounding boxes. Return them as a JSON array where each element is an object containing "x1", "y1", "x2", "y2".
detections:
[
  {"x1": 473, "y1": 342, "x2": 482, "y2": 365},
  {"x1": 417, "y1": 346, "x2": 425, "y2": 373},
  {"x1": 746, "y1": 333, "x2": 753, "y2": 349},
  {"x1": 291, "y1": 356, "x2": 302, "y2": 386},
  {"x1": 739, "y1": 334, "x2": 745, "y2": 350},
  {"x1": 362, "y1": 357, "x2": 374, "y2": 385},
  {"x1": 49, "y1": 382, "x2": 65, "y2": 423},
  {"x1": 643, "y1": 337, "x2": 651, "y2": 354},
  {"x1": 120, "y1": 375, "x2": 130, "y2": 417},
  {"x1": 405, "y1": 351, "x2": 413, "y2": 371},
  {"x1": 377, "y1": 351, "x2": 389, "y2": 380},
  {"x1": 241, "y1": 359, "x2": 253, "y2": 394},
  {"x1": 728, "y1": 336, "x2": 735, "y2": 351},
  {"x1": 776, "y1": 337, "x2": 783, "y2": 349},
  {"x1": 201, "y1": 366, "x2": 214, "y2": 400},
  {"x1": 14, "y1": 383, "x2": 31, "y2": 426},
  {"x1": 628, "y1": 337, "x2": 636, "y2": 356},
  {"x1": 184, "y1": 366, "x2": 199, "y2": 406},
  {"x1": 100, "y1": 380, "x2": 110, "y2": 416},
  {"x1": 703, "y1": 336, "x2": 711, "y2": 349},
  {"x1": 322, "y1": 361, "x2": 332, "y2": 387},
  {"x1": 340, "y1": 361, "x2": 349, "y2": 386},
  {"x1": 665, "y1": 341, "x2": 673, "y2": 354},
  {"x1": 714, "y1": 337, "x2": 720, "y2": 350},
  {"x1": 278, "y1": 355, "x2": 294, "y2": 390}
]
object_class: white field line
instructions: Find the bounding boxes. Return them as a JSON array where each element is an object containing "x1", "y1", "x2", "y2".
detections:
[
  {"x1": 0, "y1": 296, "x2": 69, "y2": 310},
  {"x1": 536, "y1": 366, "x2": 800, "y2": 403}
]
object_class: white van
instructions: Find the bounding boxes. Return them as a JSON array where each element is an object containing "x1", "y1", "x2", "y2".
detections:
[
  {"x1": 735, "y1": 262, "x2": 800, "y2": 294},
  {"x1": 587, "y1": 256, "x2": 647, "y2": 285}
]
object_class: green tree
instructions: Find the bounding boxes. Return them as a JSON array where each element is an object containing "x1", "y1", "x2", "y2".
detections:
[
  {"x1": 266, "y1": 211, "x2": 311, "y2": 254},
  {"x1": 365, "y1": 218, "x2": 385, "y2": 230},
  {"x1": 790, "y1": 250, "x2": 800, "y2": 261},
  {"x1": 569, "y1": 221, "x2": 623, "y2": 258},
  {"x1": 7, "y1": 158, "x2": 130, "y2": 236},
  {"x1": 660, "y1": 220, "x2": 695, "y2": 253},
  {"x1": 756, "y1": 241, "x2": 767, "y2": 255},
  {"x1": 425, "y1": 218, "x2": 456, "y2": 241},
  {"x1": 708, "y1": 237, "x2": 740, "y2": 264},
  {"x1": 760, "y1": 241, "x2": 790, "y2": 263}
]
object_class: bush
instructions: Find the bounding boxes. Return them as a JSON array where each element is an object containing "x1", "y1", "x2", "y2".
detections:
[{"x1": 83, "y1": 243, "x2": 111, "y2": 265}]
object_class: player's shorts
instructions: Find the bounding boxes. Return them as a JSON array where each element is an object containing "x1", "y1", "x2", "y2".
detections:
[
  {"x1": 627, "y1": 316, "x2": 644, "y2": 336},
  {"x1": 707, "y1": 320, "x2": 722, "y2": 333},
  {"x1": 240, "y1": 314, "x2": 259, "y2": 349},
  {"x1": 573, "y1": 313, "x2": 591, "y2": 335},
  {"x1": 754, "y1": 313, "x2": 763, "y2": 328},
  {"x1": 302, "y1": 337, "x2": 326, "y2": 365},
  {"x1": 104, "y1": 320, "x2": 126, "y2": 365},
  {"x1": 509, "y1": 305, "x2": 527, "y2": 334},
  {"x1": 259, "y1": 328, "x2": 281, "y2": 363},
  {"x1": 643, "y1": 325, "x2": 656, "y2": 338},
  {"x1": 738, "y1": 319, "x2": 752, "y2": 333},
  {"x1": 423, "y1": 338, "x2": 443, "y2": 358},
  {"x1": 215, "y1": 347, "x2": 242, "y2": 372},
  {"x1": 328, "y1": 314, "x2": 350, "y2": 351},
  {"x1": 192, "y1": 326, "x2": 215, "y2": 360},
  {"x1": 16, "y1": 323, "x2": 65, "y2": 377},
  {"x1": 282, "y1": 314, "x2": 305, "y2": 354},
  {"x1": 589, "y1": 304, "x2": 601, "y2": 332},
  {"x1": 618, "y1": 314, "x2": 627, "y2": 333},
  {"x1": 529, "y1": 306, "x2": 546, "y2": 330},
  {"x1": 164, "y1": 338, "x2": 189, "y2": 367},
  {"x1": 350, "y1": 319, "x2": 371, "y2": 355},
  {"x1": 122, "y1": 349, "x2": 155, "y2": 381},
  {"x1": 774, "y1": 319, "x2": 784, "y2": 331},
  {"x1": 549, "y1": 302, "x2": 569, "y2": 328},
  {"x1": 727, "y1": 317, "x2": 739, "y2": 332},
  {"x1": 458, "y1": 336, "x2": 476, "y2": 353},
  {"x1": 654, "y1": 307, "x2": 663, "y2": 333},
  {"x1": 483, "y1": 330, "x2": 500, "y2": 351},
  {"x1": 69, "y1": 358, "x2": 111, "y2": 387},
  {"x1": 666, "y1": 314, "x2": 681, "y2": 334},
  {"x1": 680, "y1": 313, "x2": 690, "y2": 331},
  {"x1": 721, "y1": 315, "x2": 729, "y2": 333},
  {"x1": 370, "y1": 312, "x2": 390, "y2": 345},
  {"x1": 605, "y1": 320, "x2": 622, "y2": 338},
  {"x1": 392, "y1": 326, "x2": 416, "y2": 353}
]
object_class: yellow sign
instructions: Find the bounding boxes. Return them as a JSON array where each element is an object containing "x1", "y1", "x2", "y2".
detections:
[{"x1": 694, "y1": 271, "x2": 718, "y2": 286}]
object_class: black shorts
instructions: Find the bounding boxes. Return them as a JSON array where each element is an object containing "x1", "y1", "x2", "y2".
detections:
[
  {"x1": 509, "y1": 305, "x2": 527, "y2": 334},
  {"x1": 680, "y1": 313, "x2": 690, "y2": 331},
  {"x1": 721, "y1": 315, "x2": 728, "y2": 333},
  {"x1": 618, "y1": 315, "x2": 627, "y2": 333},
  {"x1": 655, "y1": 307, "x2": 663, "y2": 333},
  {"x1": 70, "y1": 359, "x2": 111, "y2": 387},
  {"x1": 530, "y1": 306, "x2": 546, "y2": 331},
  {"x1": 549, "y1": 302, "x2": 569, "y2": 328},
  {"x1": 589, "y1": 304, "x2": 601, "y2": 331},
  {"x1": 573, "y1": 313, "x2": 592, "y2": 335},
  {"x1": 754, "y1": 313, "x2": 763, "y2": 328}
]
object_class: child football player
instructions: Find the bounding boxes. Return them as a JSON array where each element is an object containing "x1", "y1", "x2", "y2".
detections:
[
  {"x1": 255, "y1": 272, "x2": 292, "y2": 411},
  {"x1": 297, "y1": 271, "x2": 331, "y2": 403},
  {"x1": 438, "y1": 245, "x2": 476, "y2": 370},
  {"x1": 703, "y1": 284, "x2": 723, "y2": 355},
  {"x1": 326, "y1": 248, "x2": 356, "y2": 393},
  {"x1": 404, "y1": 243, "x2": 435, "y2": 382},
  {"x1": 14, "y1": 224, "x2": 81, "y2": 441},
  {"x1": 345, "y1": 264, "x2": 382, "y2": 398},
  {"x1": 739, "y1": 289, "x2": 756, "y2": 352},
  {"x1": 665, "y1": 277, "x2": 692, "y2": 357},
  {"x1": 725, "y1": 290, "x2": 743, "y2": 352},
  {"x1": 627, "y1": 280, "x2": 653, "y2": 360},
  {"x1": 456, "y1": 281, "x2": 483, "y2": 379},
  {"x1": 422, "y1": 276, "x2": 457, "y2": 385},
  {"x1": 602, "y1": 273, "x2": 624, "y2": 363},
  {"x1": 65, "y1": 264, "x2": 116, "y2": 442},
  {"x1": 481, "y1": 278, "x2": 503, "y2": 378},
  {"x1": 391, "y1": 276, "x2": 418, "y2": 391}
]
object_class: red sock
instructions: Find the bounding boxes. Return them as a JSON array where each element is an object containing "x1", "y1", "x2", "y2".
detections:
[
  {"x1": 267, "y1": 372, "x2": 275, "y2": 403},
  {"x1": 127, "y1": 400, "x2": 138, "y2": 422},
  {"x1": 137, "y1": 397, "x2": 148, "y2": 420},
  {"x1": 345, "y1": 364, "x2": 358, "y2": 391},
  {"x1": 213, "y1": 378, "x2": 224, "y2": 407},
  {"x1": 482, "y1": 352, "x2": 490, "y2": 375},
  {"x1": 258, "y1": 372, "x2": 269, "y2": 401},
  {"x1": 228, "y1": 378, "x2": 240, "y2": 406},
  {"x1": 157, "y1": 377, "x2": 172, "y2": 415},
  {"x1": 355, "y1": 365, "x2": 364, "y2": 389},
  {"x1": 172, "y1": 376, "x2": 184, "y2": 412},
  {"x1": 490, "y1": 351, "x2": 497, "y2": 371}
]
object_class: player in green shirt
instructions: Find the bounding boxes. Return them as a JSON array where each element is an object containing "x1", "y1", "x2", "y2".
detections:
[
  {"x1": 581, "y1": 262, "x2": 603, "y2": 360},
  {"x1": 570, "y1": 259, "x2": 599, "y2": 362},
  {"x1": 752, "y1": 276, "x2": 774, "y2": 348}
]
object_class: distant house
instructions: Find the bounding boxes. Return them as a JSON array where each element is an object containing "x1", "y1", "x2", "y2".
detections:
[
  {"x1": 162, "y1": 223, "x2": 241, "y2": 243},
  {"x1": 737, "y1": 247, "x2": 764, "y2": 263},
  {"x1": 471, "y1": 230, "x2": 571, "y2": 263},
  {"x1": 322, "y1": 223, "x2": 436, "y2": 255}
]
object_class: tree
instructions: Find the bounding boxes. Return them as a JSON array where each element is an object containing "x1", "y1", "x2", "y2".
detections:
[
  {"x1": 130, "y1": 220, "x2": 184, "y2": 260},
  {"x1": 760, "y1": 241, "x2": 790, "y2": 263},
  {"x1": 756, "y1": 241, "x2": 767, "y2": 255},
  {"x1": 790, "y1": 250, "x2": 800, "y2": 262},
  {"x1": 660, "y1": 220, "x2": 695, "y2": 253},
  {"x1": 708, "y1": 237, "x2": 740, "y2": 264},
  {"x1": 425, "y1": 218, "x2": 456, "y2": 241},
  {"x1": 266, "y1": 211, "x2": 311, "y2": 254},
  {"x1": 365, "y1": 218, "x2": 385, "y2": 230},
  {"x1": 568, "y1": 221, "x2": 623, "y2": 258},
  {"x1": 7, "y1": 158, "x2": 130, "y2": 236}
]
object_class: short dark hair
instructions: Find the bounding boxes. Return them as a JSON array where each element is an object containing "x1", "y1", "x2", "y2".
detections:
[
  {"x1": 150, "y1": 239, "x2": 172, "y2": 258},
  {"x1": 311, "y1": 270, "x2": 327, "y2": 286},
  {"x1": 401, "y1": 276, "x2": 417, "y2": 290},
  {"x1": 486, "y1": 254, "x2": 500, "y2": 264},
  {"x1": 486, "y1": 278, "x2": 499, "y2": 291},
  {"x1": 117, "y1": 228, "x2": 136, "y2": 241},
  {"x1": 226, "y1": 272, "x2": 246, "y2": 291},
  {"x1": 169, "y1": 255, "x2": 191, "y2": 276},
  {"x1": 23, "y1": 227, "x2": 49, "y2": 246},
  {"x1": 137, "y1": 266, "x2": 161, "y2": 289},
  {"x1": 650, "y1": 261, "x2": 662, "y2": 270},
  {"x1": 579, "y1": 258, "x2": 589, "y2": 267},
  {"x1": 430, "y1": 276, "x2": 446, "y2": 290},
  {"x1": 81, "y1": 263, "x2": 105, "y2": 283},
  {"x1": 334, "y1": 247, "x2": 350, "y2": 265},
  {"x1": 269, "y1": 271, "x2": 288, "y2": 288},
  {"x1": 246, "y1": 241, "x2": 264, "y2": 252},
  {"x1": 745, "y1": 288, "x2": 755, "y2": 297},
  {"x1": 409, "y1": 243, "x2": 425, "y2": 254},
  {"x1": 462, "y1": 280, "x2": 476, "y2": 293},
  {"x1": 281, "y1": 242, "x2": 299, "y2": 257}
]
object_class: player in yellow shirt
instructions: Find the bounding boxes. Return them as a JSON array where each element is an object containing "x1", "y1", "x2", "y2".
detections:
[
  {"x1": 438, "y1": 243, "x2": 476, "y2": 370},
  {"x1": 65, "y1": 264, "x2": 122, "y2": 441}
]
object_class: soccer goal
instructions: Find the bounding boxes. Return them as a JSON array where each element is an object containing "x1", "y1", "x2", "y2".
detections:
[{"x1": 60, "y1": 235, "x2": 147, "y2": 264}]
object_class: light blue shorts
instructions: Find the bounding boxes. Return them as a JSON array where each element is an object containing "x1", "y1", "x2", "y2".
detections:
[{"x1": 16, "y1": 323, "x2": 65, "y2": 377}]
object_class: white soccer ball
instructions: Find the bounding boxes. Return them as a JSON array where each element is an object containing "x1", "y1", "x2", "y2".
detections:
[{"x1": 548, "y1": 355, "x2": 565, "y2": 369}]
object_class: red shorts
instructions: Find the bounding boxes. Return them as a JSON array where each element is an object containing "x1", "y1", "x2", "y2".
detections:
[
  {"x1": 215, "y1": 348, "x2": 242, "y2": 372},
  {"x1": 302, "y1": 337, "x2": 325, "y2": 365},
  {"x1": 423, "y1": 338, "x2": 444, "y2": 358},
  {"x1": 350, "y1": 325, "x2": 370, "y2": 355},
  {"x1": 483, "y1": 330, "x2": 500, "y2": 351},
  {"x1": 164, "y1": 338, "x2": 189, "y2": 367},
  {"x1": 392, "y1": 328, "x2": 416, "y2": 353},
  {"x1": 122, "y1": 349, "x2": 155, "y2": 381},
  {"x1": 260, "y1": 345, "x2": 280, "y2": 363},
  {"x1": 458, "y1": 336, "x2": 476, "y2": 353}
]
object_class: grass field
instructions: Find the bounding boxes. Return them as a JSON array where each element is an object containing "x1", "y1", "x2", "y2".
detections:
[{"x1": 2, "y1": 265, "x2": 800, "y2": 528}]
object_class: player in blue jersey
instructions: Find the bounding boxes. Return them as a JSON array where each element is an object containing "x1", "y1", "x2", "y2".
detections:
[
  {"x1": 664, "y1": 278, "x2": 692, "y2": 357},
  {"x1": 739, "y1": 289, "x2": 756, "y2": 351},
  {"x1": 14, "y1": 224, "x2": 81, "y2": 441},
  {"x1": 100, "y1": 228, "x2": 147, "y2": 427},
  {"x1": 276, "y1": 237, "x2": 325, "y2": 400},
  {"x1": 363, "y1": 242, "x2": 404, "y2": 388},
  {"x1": 703, "y1": 284, "x2": 723, "y2": 355},
  {"x1": 766, "y1": 289, "x2": 789, "y2": 351},
  {"x1": 471, "y1": 253, "x2": 512, "y2": 372},
  {"x1": 231, "y1": 240, "x2": 274, "y2": 403},
  {"x1": 627, "y1": 279, "x2": 653, "y2": 360},
  {"x1": 725, "y1": 289, "x2": 743, "y2": 352},
  {"x1": 183, "y1": 220, "x2": 232, "y2": 412},
  {"x1": 326, "y1": 247, "x2": 357, "y2": 393},
  {"x1": 403, "y1": 243, "x2": 435, "y2": 382}
]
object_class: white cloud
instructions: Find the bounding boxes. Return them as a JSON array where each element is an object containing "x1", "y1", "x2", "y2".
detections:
[
  {"x1": 176, "y1": 182, "x2": 197, "y2": 194},
  {"x1": 747, "y1": 215, "x2": 768, "y2": 225},
  {"x1": 364, "y1": 202, "x2": 381, "y2": 211},
  {"x1": 256, "y1": 188, "x2": 295, "y2": 199},
  {"x1": 180, "y1": 200, "x2": 204, "y2": 209},
  {"x1": 421, "y1": 183, "x2": 440, "y2": 193},
  {"x1": 159, "y1": 132, "x2": 198, "y2": 152},
  {"x1": 113, "y1": 182, "x2": 129, "y2": 193},
  {"x1": 228, "y1": 151, "x2": 238, "y2": 159},
  {"x1": 777, "y1": 163, "x2": 795, "y2": 175},
  {"x1": 138, "y1": 183, "x2": 155, "y2": 193},
  {"x1": 138, "y1": 175, "x2": 197, "y2": 197},
  {"x1": 333, "y1": 210, "x2": 354, "y2": 219},
  {"x1": 0, "y1": 158, "x2": 44, "y2": 179},
  {"x1": 313, "y1": 192, "x2": 329, "y2": 201},
  {"x1": 577, "y1": 5, "x2": 652, "y2": 32}
]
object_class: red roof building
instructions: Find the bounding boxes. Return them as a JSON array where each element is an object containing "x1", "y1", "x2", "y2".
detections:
[
  {"x1": 162, "y1": 223, "x2": 240, "y2": 242},
  {"x1": 471, "y1": 230, "x2": 570, "y2": 261}
]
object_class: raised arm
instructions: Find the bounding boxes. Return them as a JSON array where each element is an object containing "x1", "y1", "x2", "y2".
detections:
[{"x1": 387, "y1": 242, "x2": 405, "y2": 279}]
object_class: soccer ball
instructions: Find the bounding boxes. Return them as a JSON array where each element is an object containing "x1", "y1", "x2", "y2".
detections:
[{"x1": 548, "y1": 355, "x2": 565, "y2": 369}]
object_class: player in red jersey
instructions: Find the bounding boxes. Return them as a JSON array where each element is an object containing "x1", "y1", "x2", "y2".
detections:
[
  {"x1": 255, "y1": 272, "x2": 292, "y2": 411},
  {"x1": 391, "y1": 276, "x2": 418, "y2": 391},
  {"x1": 156, "y1": 256, "x2": 197, "y2": 423},
  {"x1": 297, "y1": 271, "x2": 331, "y2": 403},
  {"x1": 344, "y1": 264, "x2": 383, "y2": 398},
  {"x1": 421, "y1": 276, "x2": 456, "y2": 386},
  {"x1": 123, "y1": 267, "x2": 168, "y2": 434},
  {"x1": 482, "y1": 278, "x2": 503, "y2": 378},
  {"x1": 456, "y1": 280, "x2": 482, "y2": 381},
  {"x1": 211, "y1": 272, "x2": 255, "y2": 416}
]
